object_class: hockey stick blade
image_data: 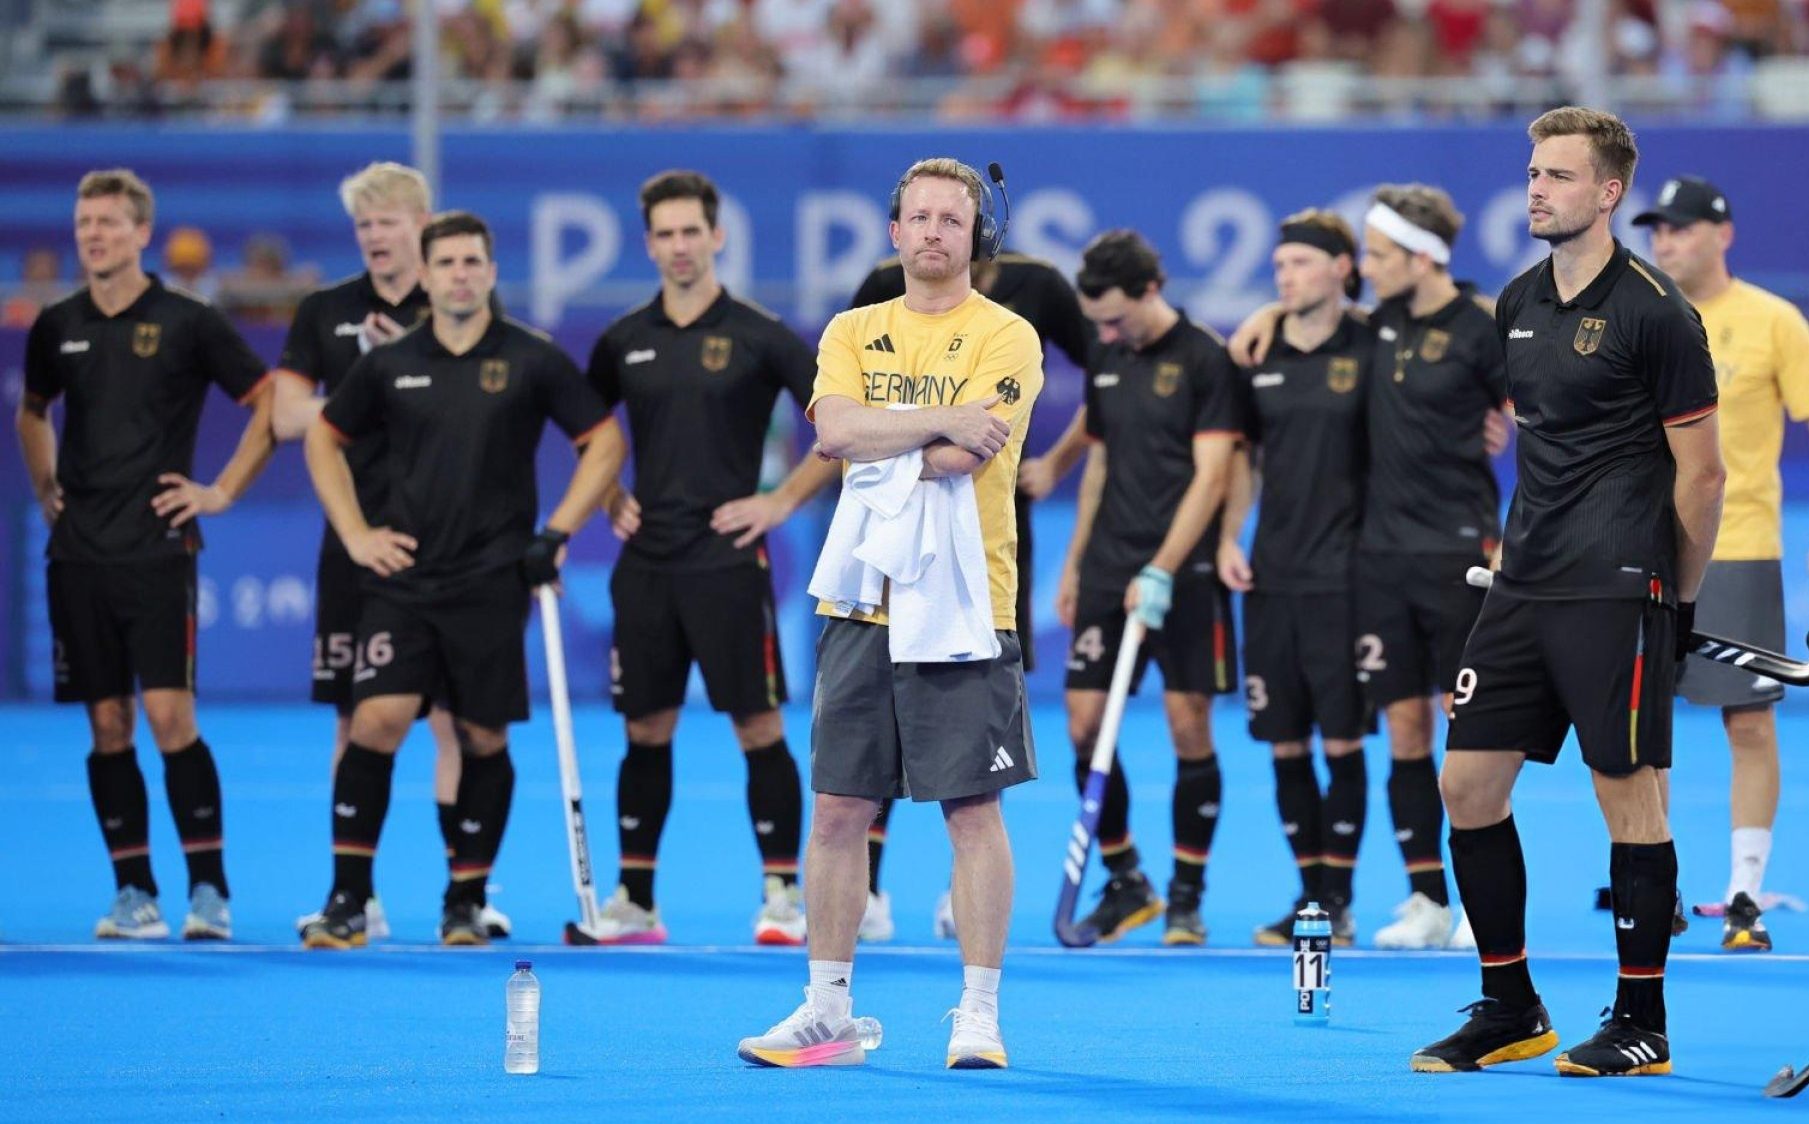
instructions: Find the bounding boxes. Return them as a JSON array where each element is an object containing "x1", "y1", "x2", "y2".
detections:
[
  {"x1": 1464, "y1": 567, "x2": 1809, "y2": 687},
  {"x1": 1765, "y1": 1064, "x2": 1809, "y2": 1098}
]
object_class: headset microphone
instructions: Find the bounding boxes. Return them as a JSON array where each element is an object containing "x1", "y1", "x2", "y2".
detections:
[{"x1": 986, "y1": 162, "x2": 1011, "y2": 259}]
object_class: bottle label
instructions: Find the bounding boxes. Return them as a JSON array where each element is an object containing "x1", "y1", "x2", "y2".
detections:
[{"x1": 1291, "y1": 946, "x2": 1328, "y2": 991}]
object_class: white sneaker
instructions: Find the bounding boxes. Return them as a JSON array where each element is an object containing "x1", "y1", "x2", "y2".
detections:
[
  {"x1": 295, "y1": 893, "x2": 390, "y2": 941},
  {"x1": 754, "y1": 876, "x2": 807, "y2": 946},
  {"x1": 860, "y1": 890, "x2": 895, "y2": 942},
  {"x1": 945, "y1": 1006, "x2": 1007, "y2": 1069},
  {"x1": 96, "y1": 886, "x2": 170, "y2": 940},
  {"x1": 480, "y1": 902, "x2": 511, "y2": 939},
  {"x1": 934, "y1": 890, "x2": 958, "y2": 940},
  {"x1": 591, "y1": 885, "x2": 668, "y2": 945},
  {"x1": 1448, "y1": 908, "x2": 1476, "y2": 950},
  {"x1": 737, "y1": 988, "x2": 867, "y2": 1067},
  {"x1": 1374, "y1": 892, "x2": 1454, "y2": 950}
]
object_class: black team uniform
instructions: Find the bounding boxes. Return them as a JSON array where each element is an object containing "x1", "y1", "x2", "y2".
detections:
[
  {"x1": 309, "y1": 317, "x2": 610, "y2": 944},
  {"x1": 1359, "y1": 288, "x2": 1506, "y2": 911},
  {"x1": 25, "y1": 276, "x2": 268, "y2": 921},
  {"x1": 850, "y1": 252, "x2": 1093, "y2": 909},
  {"x1": 1418, "y1": 241, "x2": 1716, "y2": 1075},
  {"x1": 1065, "y1": 314, "x2": 1241, "y2": 938},
  {"x1": 1238, "y1": 312, "x2": 1374, "y2": 946},
  {"x1": 586, "y1": 290, "x2": 816, "y2": 913}
]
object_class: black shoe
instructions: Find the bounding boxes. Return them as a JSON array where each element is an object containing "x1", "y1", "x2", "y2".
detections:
[
  {"x1": 300, "y1": 890, "x2": 368, "y2": 950},
  {"x1": 1162, "y1": 880, "x2": 1206, "y2": 946},
  {"x1": 1254, "y1": 896, "x2": 1308, "y2": 947},
  {"x1": 1722, "y1": 891, "x2": 1772, "y2": 952},
  {"x1": 1554, "y1": 1011, "x2": 1671, "y2": 1076},
  {"x1": 1672, "y1": 889, "x2": 1688, "y2": 937},
  {"x1": 1410, "y1": 998, "x2": 1558, "y2": 1073},
  {"x1": 440, "y1": 900, "x2": 489, "y2": 947},
  {"x1": 1079, "y1": 869, "x2": 1164, "y2": 944}
]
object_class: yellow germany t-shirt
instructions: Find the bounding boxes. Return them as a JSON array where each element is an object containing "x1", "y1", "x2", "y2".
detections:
[
  {"x1": 1694, "y1": 279, "x2": 1809, "y2": 560},
  {"x1": 809, "y1": 290, "x2": 1043, "y2": 631}
]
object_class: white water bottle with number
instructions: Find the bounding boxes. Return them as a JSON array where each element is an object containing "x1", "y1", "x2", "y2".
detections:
[{"x1": 506, "y1": 960, "x2": 540, "y2": 1073}]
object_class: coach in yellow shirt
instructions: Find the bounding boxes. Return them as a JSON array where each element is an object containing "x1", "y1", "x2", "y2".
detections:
[
  {"x1": 1638, "y1": 176, "x2": 1809, "y2": 953},
  {"x1": 738, "y1": 158, "x2": 1042, "y2": 1071}
]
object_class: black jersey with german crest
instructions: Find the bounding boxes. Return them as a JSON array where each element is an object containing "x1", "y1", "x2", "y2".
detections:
[
  {"x1": 279, "y1": 272, "x2": 431, "y2": 546},
  {"x1": 24, "y1": 275, "x2": 268, "y2": 563},
  {"x1": 587, "y1": 289, "x2": 817, "y2": 571},
  {"x1": 1080, "y1": 315, "x2": 1241, "y2": 591},
  {"x1": 850, "y1": 252, "x2": 1093, "y2": 367},
  {"x1": 323, "y1": 316, "x2": 610, "y2": 599},
  {"x1": 1494, "y1": 241, "x2": 1717, "y2": 601},
  {"x1": 1241, "y1": 313, "x2": 1374, "y2": 593},
  {"x1": 1361, "y1": 287, "x2": 1507, "y2": 556}
]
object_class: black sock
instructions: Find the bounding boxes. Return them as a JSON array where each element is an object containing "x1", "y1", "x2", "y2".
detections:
[
  {"x1": 331, "y1": 743, "x2": 395, "y2": 904},
  {"x1": 1171, "y1": 757, "x2": 1221, "y2": 889},
  {"x1": 868, "y1": 799, "x2": 893, "y2": 894},
  {"x1": 446, "y1": 749, "x2": 514, "y2": 908},
  {"x1": 1320, "y1": 752, "x2": 1368, "y2": 904},
  {"x1": 1610, "y1": 840, "x2": 1677, "y2": 1033},
  {"x1": 162, "y1": 738, "x2": 228, "y2": 898},
  {"x1": 1389, "y1": 757, "x2": 1448, "y2": 905},
  {"x1": 745, "y1": 739, "x2": 802, "y2": 888},
  {"x1": 1450, "y1": 815, "x2": 1538, "y2": 1009},
  {"x1": 1076, "y1": 756, "x2": 1138, "y2": 875},
  {"x1": 1273, "y1": 756, "x2": 1324, "y2": 900},
  {"x1": 618, "y1": 741, "x2": 673, "y2": 909},
  {"x1": 437, "y1": 803, "x2": 459, "y2": 864},
  {"x1": 88, "y1": 750, "x2": 155, "y2": 895}
]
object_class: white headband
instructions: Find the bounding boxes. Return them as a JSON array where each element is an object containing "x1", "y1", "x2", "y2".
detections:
[{"x1": 1365, "y1": 202, "x2": 1451, "y2": 265}]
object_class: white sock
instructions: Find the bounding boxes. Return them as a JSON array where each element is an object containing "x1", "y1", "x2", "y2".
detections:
[
  {"x1": 808, "y1": 959, "x2": 854, "y2": 1019},
  {"x1": 960, "y1": 964, "x2": 1000, "y2": 1021},
  {"x1": 1728, "y1": 827, "x2": 1772, "y2": 904}
]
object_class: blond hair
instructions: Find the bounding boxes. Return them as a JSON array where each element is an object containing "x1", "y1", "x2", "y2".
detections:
[
  {"x1": 1528, "y1": 106, "x2": 1639, "y2": 200},
  {"x1": 891, "y1": 157, "x2": 986, "y2": 221},
  {"x1": 77, "y1": 169, "x2": 154, "y2": 226},
  {"x1": 338, "y1": 162, "x2": 432, "y2": 218},
  {"x1": 1279, "y1": 208, "x2": 1360, "y2": 298}
]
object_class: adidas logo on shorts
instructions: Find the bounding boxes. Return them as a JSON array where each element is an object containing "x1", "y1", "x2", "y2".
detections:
[{"x1": 988, "y1": 746, "x2": 1015, "y2": 773}]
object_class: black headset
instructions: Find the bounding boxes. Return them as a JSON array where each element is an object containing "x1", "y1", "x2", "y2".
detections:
[{"x1": 889, "y1": 161, "x2": 1011, "y2": 262}]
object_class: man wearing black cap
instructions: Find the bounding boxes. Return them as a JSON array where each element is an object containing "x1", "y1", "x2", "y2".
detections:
[{"x1": 1634, "y1": 175, "x2": 1809, "y2": 954}]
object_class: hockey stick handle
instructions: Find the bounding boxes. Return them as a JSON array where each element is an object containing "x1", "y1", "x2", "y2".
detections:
[
  {"x1": 538, "y1": 585, "x2": 601, "y2": 932},
  {"x1": 1089, "y1": 616, "x2": 1148, "y2": 775}
]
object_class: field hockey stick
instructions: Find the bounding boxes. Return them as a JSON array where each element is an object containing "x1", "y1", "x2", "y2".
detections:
[{"x1": 537, "y1": 585, "x2": 605, "y2": 944}]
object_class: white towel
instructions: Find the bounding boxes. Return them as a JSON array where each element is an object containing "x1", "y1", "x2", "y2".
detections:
[{"x1": 808, "y1": 449, "x2": 999, "y2": 663}]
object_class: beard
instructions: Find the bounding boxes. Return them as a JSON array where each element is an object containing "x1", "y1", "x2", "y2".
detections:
[
  {"x1": 902, "y1": 245, "x2": 965, "y2": 283},
  {"x1": 1530, "y1": 208, "x2": 1593, "y2": 246}
]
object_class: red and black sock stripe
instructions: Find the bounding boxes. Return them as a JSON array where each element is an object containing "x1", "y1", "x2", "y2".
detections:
[{"x1": 88, "y1": 749, "x2": 155, "y2": 895}]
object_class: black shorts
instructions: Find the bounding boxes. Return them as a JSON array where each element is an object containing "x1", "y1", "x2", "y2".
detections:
[
  {"x1": 609, "y1": 556, "x2": 787, "y2": 720},
  {"x1": 1446, "y1": 592, "x2": 1677, "y2": 777},
  {"x1": 1014, "y1": 491, "x2": 1036, "y2": 672},
  {"x1": 810, "y1": 618, "x2": 1036, "y2": 802},
  {"x1": 1063, "y1": 578, "x2": 1236, "y2": 696},
  {"x1": 351, "y1": 565, "x2": 531, "y2": 730},
  {"x1": 1242, "y1": 590, "x2": 1372, "y2": 743},
  {"x1": 311, "y1": 542, "x2": 362, "y2": 713},
  {"x1": 1355, "y1": 551, "x2": 1488, "y2": 706},
  {"x1": 47, "y1": 556, "x2": 196, "y2": 704}
]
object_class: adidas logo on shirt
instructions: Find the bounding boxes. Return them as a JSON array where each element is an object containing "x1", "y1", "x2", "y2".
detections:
[
  {"x1": 989, "y1": 746, "x2": 1016, "y2": 773},
  {"x1": 864, "y1": 334, "x2": 897, "y2": 354}
]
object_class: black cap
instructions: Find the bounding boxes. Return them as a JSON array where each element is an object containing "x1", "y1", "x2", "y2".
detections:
[{"x1": 1632, "y1": 176, "x2": 1732, "y2": 227}]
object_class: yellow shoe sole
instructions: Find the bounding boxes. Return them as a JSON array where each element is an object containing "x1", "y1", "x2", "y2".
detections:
[
  {"x1": 301, "y1": 930, "x2": 368, "y2": 950},
  {"x1": 1162, "y1": 928, "x2": 1206, "y2": 946},
  {"x1": 948, "y1": 1052, "x2": 1008, "y2": 1069},
  {"x1": 1410, "y1": 1030, "x2": 1559, "y2": 1073},
  {"x1": 1096, "y1": 900, "x2": 1165, "y2": 944},
  {"x1": 1554, "y1": 1053, "x2": 1671, "y2": 1077}
]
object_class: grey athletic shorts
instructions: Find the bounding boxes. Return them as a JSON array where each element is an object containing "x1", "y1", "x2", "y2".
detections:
[
  {"x1": 810, "y1": 618, "x2": 1037, "y2": 802},
  {"x1": 1678, "y1": 559, "x2": 1787, "y2": 710}
]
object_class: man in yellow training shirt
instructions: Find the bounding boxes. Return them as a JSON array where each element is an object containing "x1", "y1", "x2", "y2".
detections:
[
  {"x1": 738, "y1": 157, "x2": 1043, "y2": 1070},
  {"x1": 1636, "y1": 176, "x2": 1809, "y2": 953}
]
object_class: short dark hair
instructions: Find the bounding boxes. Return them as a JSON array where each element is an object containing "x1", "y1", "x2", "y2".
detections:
[
  {"x1": 1076, "y1": 229, "x2": 1165, "y2": 299},
  {"x1": 420, "y1": 210, "x2": 493, "y2": 261},
  {"x1": 640, "y1": 170, "x2": 720, "y2": 231}
]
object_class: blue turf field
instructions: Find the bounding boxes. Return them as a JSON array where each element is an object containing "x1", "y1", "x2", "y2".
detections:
[{"x1": 2, "y1": 698, "x2": 1806, "y2": 1121}]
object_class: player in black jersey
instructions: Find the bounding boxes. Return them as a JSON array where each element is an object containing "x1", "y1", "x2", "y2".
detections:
[
  {"x1": 299, "y1": 211, "x2": 621, "y2": 948},
  {"x1": 1413, "y1": 107, "x2": 1724, "y2": 1079},
  {"x1": 848, "y1": 248, "x2": 1093, "y2": 940},
  {"x1": 16, "y1": 169, "x2": 276, "y2": 941},
  {"x1": 269, "y1": 162, "x2": 505, "y2": 940},
  {"x1": 582, "y1": 171, "x2": 839, "y2": 945},
  {"x1": 1054, "y1": 230, "x2": 1239, "y2": 946},
  {"x1": 1218, "y1": 209, "x2": 1373, "y2": 949}
]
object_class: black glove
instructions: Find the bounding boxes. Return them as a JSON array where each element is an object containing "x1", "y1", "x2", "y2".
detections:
[
  {"x1": 1675, "y1": 600, "x2": 1695, "y2": 663},
  {"x1": 522, "y1": 527, "x2": 570, "y2": 587}
]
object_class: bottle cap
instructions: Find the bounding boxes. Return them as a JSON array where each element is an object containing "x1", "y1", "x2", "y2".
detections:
[{"x1": 515, "y1": 960, "x2": 533, "y2": 970}]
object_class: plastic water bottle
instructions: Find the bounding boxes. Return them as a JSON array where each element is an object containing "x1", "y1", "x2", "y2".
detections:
[
  {"x1": 852, "y1": 1016, "x2": 883, "y2": 1051},
  {"x1": 1292, "y1": 902, "x2": 1332, "y2": 1027},
  {"x1": 506, "y1": 960, "x2": 540, "y2": 1074}
]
